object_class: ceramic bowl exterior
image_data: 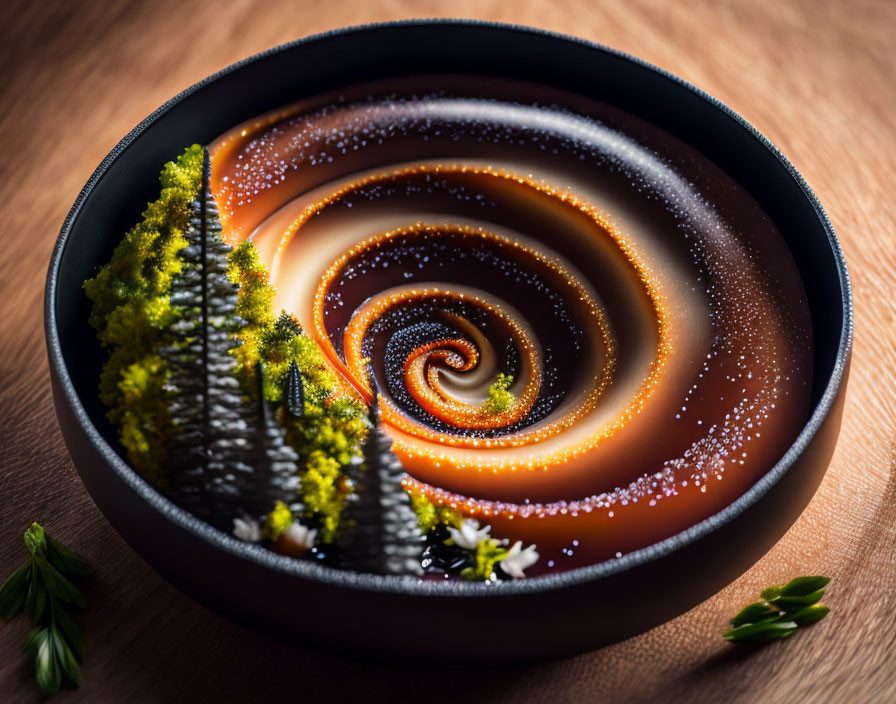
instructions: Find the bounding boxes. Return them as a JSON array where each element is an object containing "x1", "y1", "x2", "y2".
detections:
[{"x1": 45, "y1": 21, "x2": 851, "y2": 662}]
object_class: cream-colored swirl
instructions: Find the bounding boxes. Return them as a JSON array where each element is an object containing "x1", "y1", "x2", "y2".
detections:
[{"x1": 210, "y1": 76, "x2": 812, "y2": 572}]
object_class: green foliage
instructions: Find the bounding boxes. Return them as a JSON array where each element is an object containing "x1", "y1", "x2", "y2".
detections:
[
  {"x1": 263, "y1": 501, "x2": 294, "y2": 541},
  {"x1": 259, "y1": 313, "x2": 338, "y2": 404},
  {"x1": 728, "y1": 600, "x2": 779, "y2": 628},
  {"x1": 788, "y1": 604, "x2": 830, "y2": 627},
  {"x1": 228, "y1": 240, "x2": 276, "y2": 375},
  {"x1": 722, "y1": 620, "x2": 799, "y2": 646},
  {"x1": 461, "y1": 538, "x2": 510, "y2": 582},
  {"x1": 410, "y1": 492, "x2": 464, "y2": 533},
  {"x1": 300, "y1": 450, "x2": 346, "y2": 543},
  {"x1": 115, "y1": 355, "x2": 171, "y2": 485},
  {"x1": 287, "y1": 402, "x2": 367, "y2": 543},
  {"x1": 254, "y1": 314, "x2": 367, "y2": 542},
  {"x1": 724, "y1": 576, "x2": 830, "y2": 646},
  {"x1": 0, "y1": 523, "x2": 91, "y2": 697},
  {"x1": 780, "y1": 575, "x2": 830, "y2": 596},
  {"x1": 483, "y1": 373, "x2": 514, "y2": 415},
  {"x1": 84, "y1": 144, "x2": 204, "y2": 482},
  {"x1": 86, "y1": 146, "x2": 369, "y2": 541}
]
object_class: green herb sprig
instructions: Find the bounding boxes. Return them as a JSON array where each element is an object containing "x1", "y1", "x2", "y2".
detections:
[
  {"x1": 0, "y1": 523, "x2": 92, "y2": 696},
  {"x1": 723, "y1": 576, "x2": 830, "y2": 646}
]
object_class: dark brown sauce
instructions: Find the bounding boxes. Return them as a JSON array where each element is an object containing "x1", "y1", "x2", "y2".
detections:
[{"x1": 210, "y1": 76, "x2": 813, "y2": 573}]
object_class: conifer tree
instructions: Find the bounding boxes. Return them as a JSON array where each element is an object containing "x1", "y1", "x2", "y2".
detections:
[
  {"x1": 340, "y1": 384, "x2": 424, "y2": 576},
  {"x1": 243, "y1": 363, "x2": 301, "y2": 519},
  {"x1": 283, "y1": 360, "x2": 305, "y2": 419},
  {"x1": 161, "y1": 148, "x2": 256, "y2": 528}
]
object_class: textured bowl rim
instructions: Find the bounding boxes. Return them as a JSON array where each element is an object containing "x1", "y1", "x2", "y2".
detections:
[{"x1": 45, "y1": 18, "x2": 853, "y2": 599}]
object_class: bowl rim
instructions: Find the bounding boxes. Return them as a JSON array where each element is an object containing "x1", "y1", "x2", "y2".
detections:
[{"x1": 45, "y1": 18, "x2": 853, "y2": 598}]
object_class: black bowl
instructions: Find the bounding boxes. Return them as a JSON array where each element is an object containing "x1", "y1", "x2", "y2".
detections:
[{"x1": 45, "y1": 20, "x2": 852, "y2": 663}]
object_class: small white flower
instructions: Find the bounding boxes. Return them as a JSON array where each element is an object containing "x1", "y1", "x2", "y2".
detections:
[
  {"x1": 448, "y1": 518, "x2": 491, "y2": 551},
  {"x1": 232, "y1": 516, "x2": 263, "y2": 543},
  {"x1": 282, "y1": 521, "x2": 317, "y2": 551},
  {"x1": 500, "y1": 541, "x2": 539, "y2": 579}
]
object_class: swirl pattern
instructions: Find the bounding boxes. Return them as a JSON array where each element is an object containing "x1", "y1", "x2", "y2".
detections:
[{"x1": 210, "y1": 77, "x2": 812, "y2": 574}]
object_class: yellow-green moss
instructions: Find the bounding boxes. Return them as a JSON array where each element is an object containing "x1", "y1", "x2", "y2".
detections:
[
  {"x1": 115, "y1": 355, "x2": 170, "y2": 485},
  {"x1": 263, "y1": 501, "x2": 294, "y2": 541},
  {"x1": 227, "y1": 240, "x2": 276, "y2": 376},
  {"x1": 259, "y1": 314, "x2": 340, "y2": 405},
  {"x1": 461, "y1": 538, "x2": 510, "y2": 582},
  {"x1": 257, "y1": 313, "x2": 367, "y2": 542},
  {"x1": 410, "y1": 492, "x2": 464, "y2": 533},
  {"x1": 283, "y1": 399, "x2": 367, "y2": 542},
  {"x1": 85, "y1": 145, "x2": 368, "y2": 540},
  {"x1": 84, "y1": 144, "x2": 204, "y2": 481},
  {"x1": 483, "y1": 373, "x2": 514, "y2": 416},
  {"x1": 298, "y1": 450, "x2": 345, "y2": 542}
]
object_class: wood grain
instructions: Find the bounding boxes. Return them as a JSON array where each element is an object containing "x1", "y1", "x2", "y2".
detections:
[{"x1": 1, "y1": 0, "x2": 894, "y2": 701}]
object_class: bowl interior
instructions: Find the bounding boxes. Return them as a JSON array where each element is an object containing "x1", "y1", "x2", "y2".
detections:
[{"x1": 48, "y1": 21, "x2": 850, "y2": 593}]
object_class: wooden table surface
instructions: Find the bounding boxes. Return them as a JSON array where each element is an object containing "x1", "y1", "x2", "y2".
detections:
[{"x1": 1, "y1": 0, "x2": 894, "y2": 701}]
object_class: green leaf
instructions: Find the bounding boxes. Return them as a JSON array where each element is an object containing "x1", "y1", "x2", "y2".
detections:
[
  {"x1": 24, "y1": 523, "x2": 47, "y2": 556},
  {"x1": 22, "y1": 628, "x2": 42, "y2": 657},
  {"x1": 729, "y1": 600, "x2": 781, "y2": 627},
  {"x1": 49, "y1": 622, "x2": 80, "y2": 688},
  {"x1": 781, "y1": 576, "x2": 830, "y2": 597},
  {"x1": 723, "y1": 620, "x2": 798, "y2": 645},
  {"x1": 0, "y1": 587, "x2": 27, "y2": 623},
  {"x1": 34, "y1": 555, "x2": 87, "y2": 609},
  {"x1": 25, "y1": 563, "x2": 47, "y2": 625},
  {"x1": 760, "y1": 585, "x2": 783, "y2": 601},
  {"x1": 53, "y1": 606, "x2": 86, "y2": 663},
  {"x1": 49, "y1": 623, "x2": 67, "y2": 668},
  {"x1": 788, "y1": 603, "x2": 830, "y2": 627},
  {"x1": 59, "y1": 638, "x2": 81, "y2": 688},
  {"x1": 35, "y1": 628, "x2": 62, "y2": 697},
  {"x1": 29, "y1": 627, "x2": 48, "y2": 657},
  {"x1": 771, "y1": 587, "x2": 826, "y2": 609},
  {"x1": 46, "y1": 535, "x2": 93, "y2": 578},
  {"x1": 0, "y1": 558, "x2": 32, "y2": 621},
  {"x1": 6, "y1": 527, "x2": 91, "y2": 696}
]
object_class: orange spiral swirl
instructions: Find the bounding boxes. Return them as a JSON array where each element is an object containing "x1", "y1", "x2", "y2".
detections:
[{"x1": 209, "y1": 80, "x2": 812, "y2": 573}]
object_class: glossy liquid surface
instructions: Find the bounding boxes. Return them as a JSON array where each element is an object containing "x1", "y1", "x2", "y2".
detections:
[{"x1": 210, "y1": 76, "x2": 812, "y2": 574}]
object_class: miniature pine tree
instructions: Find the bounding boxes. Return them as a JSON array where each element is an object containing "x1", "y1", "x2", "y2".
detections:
[
  {"x1": 161, "y1": 148, "x2": 256, "y2": 528},
  {"x1": 284, "y1": 360, "x2": 305, "y2": 418},
  {"x1": 243, "y1": 363, "x2": 301, "y2": 519},
  {"x1": 340, "y1": 385, "x2": 424, "y2": 576}
]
